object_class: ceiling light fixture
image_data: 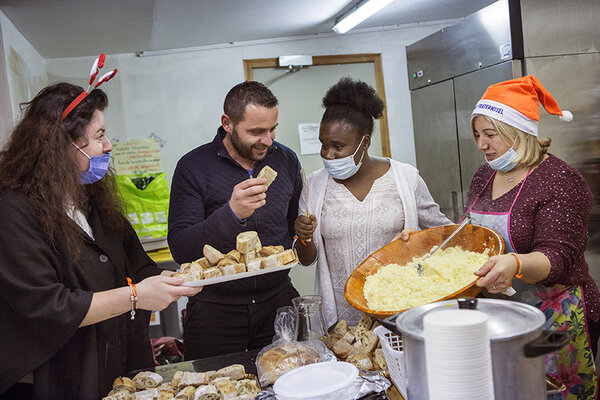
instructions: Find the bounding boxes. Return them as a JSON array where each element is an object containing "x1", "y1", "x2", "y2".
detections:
[{"x1": 332, "y1": 0, "x2": 395, "y2": 34}]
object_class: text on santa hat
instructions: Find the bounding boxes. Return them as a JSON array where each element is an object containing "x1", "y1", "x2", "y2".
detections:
[{"x1": 476, "y1": 103, "x2": 504, "y2": 115}]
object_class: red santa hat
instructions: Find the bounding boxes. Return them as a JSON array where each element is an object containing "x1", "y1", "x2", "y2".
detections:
[{"x1": 472, "y1": 75, "x2": 572, "y2": 136}]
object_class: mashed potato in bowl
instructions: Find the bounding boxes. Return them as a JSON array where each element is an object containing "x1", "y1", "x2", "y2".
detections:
[{"x1": 363, "y1": 246, "x2": 489, "y2": 311}]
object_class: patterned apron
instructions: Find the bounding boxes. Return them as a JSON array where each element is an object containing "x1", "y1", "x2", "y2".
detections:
[{"x1": 463, "y1": 170, "x2": 598, "y2": 399}]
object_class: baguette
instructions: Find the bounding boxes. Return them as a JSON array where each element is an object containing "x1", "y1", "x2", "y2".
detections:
[
  {"x1": 113, "y1": 377, "x2": 136, "y2": 393},
  {"x1": 103, "y1": 389, "x2": 132, "y2": 400},
  {"x1": 246, "y1": 257, "x2": 264, "y2": 272},
  {"x1": 193, "y1": 384, "x2": 219, "y2": 400},
  {"x1": 203, "y1": 244, "x2": 225, "y2": 264},
  {"x1": 236, "y1": 231, "x2": 260, "y2": 254},
  {"x1": 133, "y1": 371, "x2": 163, "y2": 389},
  {"x1": 217, "y1": 364, "x2": 245, "y2": 380},
  {"x1": 257, "y1": 165, "x2": 278, "y2": 189},
  {"x1": 259, "y1": 245, "x2": 284, "y2": 257},
  {"x1": 174, "y1": 386, "x2": 195, "y2": 400},
  {"x1": 133, "y1": 389, "x2": 159, "y2": 400},
  {"x1": 226, "y1": 250, "x2": 242, "y2": 263},
  {"x1": 346, "y1": 353, "x2": 374, "y2": 371}
]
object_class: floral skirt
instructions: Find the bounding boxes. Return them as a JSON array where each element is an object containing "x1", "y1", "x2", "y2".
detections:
[{"x1": 536, "y1": 284, "x2": 598, "y2": 400}]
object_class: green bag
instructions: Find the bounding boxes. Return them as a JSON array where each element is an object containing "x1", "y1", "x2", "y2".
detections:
[{"x1": 115, "y1": 172, "x2": 170, "y2": 239}]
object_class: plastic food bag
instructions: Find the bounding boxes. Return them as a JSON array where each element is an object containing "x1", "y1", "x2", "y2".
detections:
[
  {"x1": 256, "y1": 307, "x2": 336, "y2": 386},
  {"x1": 115, "y1": 172, "x2": 169, "y2": 238}
]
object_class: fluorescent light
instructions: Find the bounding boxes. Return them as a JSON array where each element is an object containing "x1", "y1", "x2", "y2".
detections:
[{"x1": 332, "y1": 0, "x2": 395, "y2": 34}]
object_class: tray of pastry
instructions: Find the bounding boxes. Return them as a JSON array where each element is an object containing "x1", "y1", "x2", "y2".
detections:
[{"x1": 176, "y1": 231, "x2": 299, "y2": 287}]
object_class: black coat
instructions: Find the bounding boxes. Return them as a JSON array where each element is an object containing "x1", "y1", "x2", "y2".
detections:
[{"x1": 0, "y1": 190, "x2": 161, "y2": 399}]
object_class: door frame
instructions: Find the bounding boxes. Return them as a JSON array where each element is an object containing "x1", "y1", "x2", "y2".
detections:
[{"x1": 243, "y1": 54, "x2": 391, "y2": 158}]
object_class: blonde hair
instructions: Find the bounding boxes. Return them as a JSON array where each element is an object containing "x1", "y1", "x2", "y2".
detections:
[{"x1": 471, "y1": 115, "x2": 551, "y2": 167}]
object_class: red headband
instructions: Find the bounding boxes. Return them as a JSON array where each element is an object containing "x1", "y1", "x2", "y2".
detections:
[{"x1": 61, "y1": 53, "x2": 117, "y2": 120}]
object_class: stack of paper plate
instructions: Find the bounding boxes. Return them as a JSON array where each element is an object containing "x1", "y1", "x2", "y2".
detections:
[{"x1": 424, "y1": 309, "x2": 494, "y2": 400}]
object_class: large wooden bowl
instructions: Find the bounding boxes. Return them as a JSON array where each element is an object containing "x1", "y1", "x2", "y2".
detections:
[{"x1": 344, "y1": 224, "x2": 505, "y2": 317}]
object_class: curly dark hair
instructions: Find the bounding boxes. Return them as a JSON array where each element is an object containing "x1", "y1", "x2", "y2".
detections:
[
  {"x1": 223, "y1": 81, "x2": 278, "y2": 123},
  {"x1": 321, "y1": 77, "x2": 384, "y2": 137},
  {"x1": 0, "y1": 82, "x2": 130, "y2": 259}
]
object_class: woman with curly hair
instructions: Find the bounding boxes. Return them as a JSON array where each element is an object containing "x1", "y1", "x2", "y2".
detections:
[
  {"x1": 293, "y1": 78, "x2": 450, "y2": 326},
  {"x1": 0, "y1": 82, "x2": 201, "y2": 399}
]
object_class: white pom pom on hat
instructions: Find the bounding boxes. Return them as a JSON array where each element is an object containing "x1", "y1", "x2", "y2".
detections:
[
  {"x1": 559, "y1": 110, "x2": 573, "y2": 122},
  {"x1": 472, "y1": 75, "x2": 573, "y2": 136}
]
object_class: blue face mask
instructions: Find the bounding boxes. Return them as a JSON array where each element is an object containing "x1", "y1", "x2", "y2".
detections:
[
  {"x1": 321, "y1": 136, "x2": 366, "y2": 180},
  {"x1": 72, "y1": 143, "x2": 110, "y2": 184},
  {"x1": 487, "y1": 147, "x2": 518, "y2": 172}
]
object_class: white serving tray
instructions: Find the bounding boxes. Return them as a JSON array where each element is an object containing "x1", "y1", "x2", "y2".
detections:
[{"x1": 181, "y1": 261, "x2": 298, "y2": 287}]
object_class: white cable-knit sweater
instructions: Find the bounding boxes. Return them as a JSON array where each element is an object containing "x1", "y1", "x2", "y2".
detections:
[{"x1": 298, "y1": 159, "x2": 451, "y2": 327}]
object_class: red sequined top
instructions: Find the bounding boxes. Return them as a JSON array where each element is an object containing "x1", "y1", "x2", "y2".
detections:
[{"x1": 465, "y1": 154, "x2": 600, "y2": 321}]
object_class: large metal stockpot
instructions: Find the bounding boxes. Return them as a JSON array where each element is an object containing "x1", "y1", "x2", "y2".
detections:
[{"x1": 388, "y1": 298, "x2": 571, "y2": 400}]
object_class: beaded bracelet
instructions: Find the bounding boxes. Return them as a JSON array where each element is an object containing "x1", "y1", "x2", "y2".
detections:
[
  {"x1": 126, "y1": 277, "x2": 138, "y2": 320},
  {"x1": 507, "y1": 253, "x2": 523, "y2": 279},
  {"x1": 293, "y1": 235, "x2": 308, "y2": 247}
]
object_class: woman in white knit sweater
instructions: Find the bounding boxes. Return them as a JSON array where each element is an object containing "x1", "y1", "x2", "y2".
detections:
[{"x1": 293, "y1": 78, "x2": 450, "y2": 327}]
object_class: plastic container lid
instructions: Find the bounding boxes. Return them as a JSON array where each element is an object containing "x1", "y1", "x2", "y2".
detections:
[
  {"x1": 396, "y1": 298, "x2": 545, "y2": 341},
  {"x1": 273, "y1": 361, "x2": 358, "y2": 399}
]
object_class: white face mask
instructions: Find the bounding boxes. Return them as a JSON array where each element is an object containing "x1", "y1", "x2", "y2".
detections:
[
  {"x1": 321, "y1": 136, "x2": 366, "y2": 180},
  {"x1": 487, "y1": 147, "x2": 518, "y2": 172}
]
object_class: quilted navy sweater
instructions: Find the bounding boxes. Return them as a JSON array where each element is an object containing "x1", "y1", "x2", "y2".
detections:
[{"x1": 168, "y1": 127, "x2": 302, "y2": 304}]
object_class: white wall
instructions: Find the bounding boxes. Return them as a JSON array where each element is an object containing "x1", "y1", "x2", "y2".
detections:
[
  {"x1": 0, "y1": 10, "x2": 45, "y2": 124},
  {"x1": 43, "y1": 26, "x2": 446, "y2": 182}
]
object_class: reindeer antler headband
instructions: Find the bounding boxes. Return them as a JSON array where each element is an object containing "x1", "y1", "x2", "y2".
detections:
[{"x1": 61, "y1": 53, "x2": 117, "y2": 120}]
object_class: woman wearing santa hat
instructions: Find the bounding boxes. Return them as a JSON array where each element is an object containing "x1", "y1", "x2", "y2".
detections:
[{"x1": 465, "y1": 75, "x2": 598, "y2": 399}]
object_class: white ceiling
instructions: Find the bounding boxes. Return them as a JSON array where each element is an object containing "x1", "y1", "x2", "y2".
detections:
[{"x1": 0, "y1": 0, "x2": 497, "y2": 59}]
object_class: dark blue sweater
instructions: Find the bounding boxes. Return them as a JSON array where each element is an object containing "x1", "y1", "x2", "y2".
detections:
[{"x1": 168, "y1": 127, "x2": 302, "y2": 304}]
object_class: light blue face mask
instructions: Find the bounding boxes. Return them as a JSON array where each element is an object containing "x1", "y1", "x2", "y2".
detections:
[
  {"x1": 72, "y1": 142, "x2": 110, "y2": 184},
  {"x1": 321, "y1": 136, "x2": 366, "y2": 180},
  {"x1": 487, "y1": 147, "x2": 518, "y2": 172}
]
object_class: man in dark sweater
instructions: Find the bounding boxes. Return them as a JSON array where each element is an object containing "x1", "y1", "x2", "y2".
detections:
[{"x1": 168, "y1": 81, "x2": 302, "y2": 359}]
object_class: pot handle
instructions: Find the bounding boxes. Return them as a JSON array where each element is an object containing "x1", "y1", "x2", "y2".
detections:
[
  {"x1": 377, "y1": 314, "x2": 401, "y2": 335},
  {"x1": 523, "y1": 330, "x2": 573, "y2": 358}
]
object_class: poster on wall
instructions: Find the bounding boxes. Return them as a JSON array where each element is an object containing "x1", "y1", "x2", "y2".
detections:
[
  {"x1": 112, "y1": 138, "x2": 163, "y2": 175},
  {"x1": 298, "y1": 123, "x2": 321, "y2": 155}
]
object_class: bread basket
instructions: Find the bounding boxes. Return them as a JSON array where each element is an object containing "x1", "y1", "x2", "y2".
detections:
[{"x1": 344, "y1": 224, "x2": 504, "y2": 317}]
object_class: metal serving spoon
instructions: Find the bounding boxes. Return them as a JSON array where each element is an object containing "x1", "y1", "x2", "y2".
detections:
[{"x1": 415, "y1": 216, "x2": 472, "y2": 276}]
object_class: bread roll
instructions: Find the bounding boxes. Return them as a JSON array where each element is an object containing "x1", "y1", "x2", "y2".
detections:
[
  {"x1": 203, "y1": 244, "x2": 224, "y2": 264},
  {"x1": 234, "y1": 379, "x2": 261, "y2": 397},
  {"x1": 171, "y1": 371, "x2": 184, "y2": 388},
  {"x1": 174, "y1": 386, "x2": 196, "y2": 400},
  {"x1": 217, "y1": 364, "x2": 245, "y2": 380},
  {"x1": 236, "y1": 231, "x2": 259, "y2": 254},
  {"x1": 213, "y1": 378, "x2": 237, "y2": 400},
  {"x1": 358, "y1": 330, "x2": 379, "y2": 353},
  {"x1": 133, "y1": 389, "x2": 159, "y2": 400},
  {"x1": 275, "y1": 249, "x2": 296, "y2": 265},
  {"x1": 158, "y1": 391, "x2": 174, "y2": 400},
  {"x1": 226, "y1": 249, "x2": 242, "y2": 263},
  {"x1": 232, "y1": 263, "x2": 246, "y2": 274},
  {"x1": 203, "y1": 267, "x2": 222, "y2": 279},
  {"x1": 259, "y1": 245, "x2": 284, "y2": 257},
  {"x1": 133, "y1": 371, "x2": 163, "y2": 389},
  {"x1": 196, "y1": 257, "x2": 211, "y2": 269},
  {"x1": 103, "y1": 389, "x2": 132, "y2": 400},
  {"x1": 334, "y1": 320, "x2": 348, "y2": 335},
  {"x1": 113, "y1": 377, "x2": 136, "y2": 393},
  {"x1": 246, "y1": 257, "x2": 264, "y2": 272},
  {"x1": 257, "y1": 165, "x2": 278, "y2": 189},
  {"x1": 333, "y1": 339, "x2": 352, "y2": 359},
  {"x1": 219, "y1": 264, "x2": 237, "y2": 276},
  {"x1": 179, "y1": 371, "x2": 208, "y2": 387},
  {"x1": 373, "y1": 348, "x2": 388, "y2": 370},
  {"x1": 261, "y1": 254, "x2": 280, "y2": 269},
  {"x1": 193, "y1": 384, "x2": 219, "y2": 400},
  {"x1": 217, "y1": 257, "x2": 236, "y2": 268},
  {"x1": 346, "y1": 353, "x2": 374, "y2": 370}
]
